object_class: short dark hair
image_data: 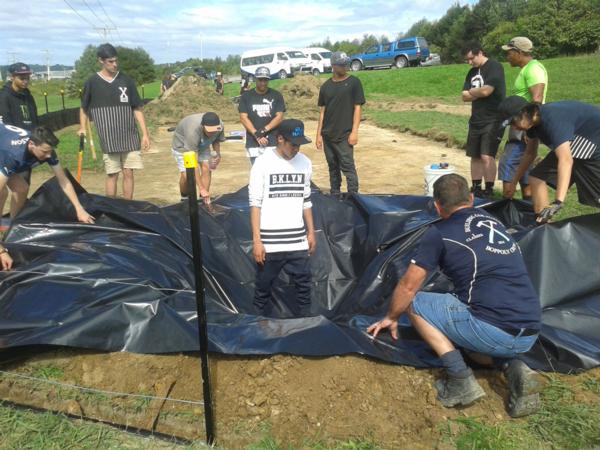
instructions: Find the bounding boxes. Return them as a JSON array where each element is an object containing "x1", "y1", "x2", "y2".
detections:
[
  {"x1": 97, "y1": 43, "x2": 118, "y2": 59},
  {"x1": 515, "y1": 103, "x2": 541, "y2": 122},
  {"x1": 433, "y1": 174, "x2": 471, "y2": 212},
  {"x1": 29, "y1": 126, "x2": 59, "y2": 148},
  {"x1": 462, "y1": 41, "x2": 484, "y2": 56}
]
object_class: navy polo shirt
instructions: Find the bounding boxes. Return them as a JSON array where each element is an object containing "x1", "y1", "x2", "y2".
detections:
[
  {"x1": 0, "y1": 123, "x2": 58, "y2": 177},
  {"x1": 527, "y1": 101, "x2": 600, "y2": 161},
  {"x1": 412, "y1": 207, "x2": 541, "y2": 330}
]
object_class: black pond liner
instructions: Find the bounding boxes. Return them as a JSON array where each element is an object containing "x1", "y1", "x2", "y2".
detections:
[{"x1": 1, "y1": 176, "x2": 599, "y2": 374}]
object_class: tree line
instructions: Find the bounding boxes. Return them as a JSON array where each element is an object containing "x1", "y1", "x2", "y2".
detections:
[
  {"x1": 66, "y1": 0, "x2": 599, "y2": 93},
  {"x1": 312, "y1": 0, "x2": 600, "y2": 63}
]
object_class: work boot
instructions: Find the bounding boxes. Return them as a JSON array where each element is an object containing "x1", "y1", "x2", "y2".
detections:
[
  {"x1": 503, "y1": 359, "x2": 545, "y2": 418},
  {"x1": 471, "y1": 186, "x2": 485, "y2": 199},
  {"x1": 434, "y1": 369, "x2": 486, "y2": 407}
]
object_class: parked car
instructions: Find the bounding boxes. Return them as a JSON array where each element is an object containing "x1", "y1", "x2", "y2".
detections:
[
  {"x1": 301, "y1": 47, "x2": 332, "y2": 75},
  {"x1": 174, "y1": 66, "x2": 208, "y2": 79},
  {"x1": 421, "y1": 53, "x2": 442, "y2": 67},
  {"x1": 350, "y1": 37, "x2": 430, "y2": 71},
  {"x1": 240, "y1": 47, "x2": 306, "y2": 80}
]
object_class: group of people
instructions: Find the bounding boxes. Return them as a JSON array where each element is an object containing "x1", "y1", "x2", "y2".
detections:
[
  {"x1": 1, "y1": 38, "x2": 599, "y2": 419},
  {"x1": 462, "y1": 37, "x2": 600, "y2": 223}
]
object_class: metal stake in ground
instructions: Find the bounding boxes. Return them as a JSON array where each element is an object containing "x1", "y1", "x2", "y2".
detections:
[{"x1": 183, "y1": 150, "x2": 216, "y2": 445}]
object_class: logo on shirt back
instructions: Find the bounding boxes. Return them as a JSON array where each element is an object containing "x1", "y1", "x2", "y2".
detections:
[
  {"x1": 118, "y1": 87, "x2": 129, "y2": 103},
  {"x1": 464, "y1": 213, "x2": 518, "y2": 255}
]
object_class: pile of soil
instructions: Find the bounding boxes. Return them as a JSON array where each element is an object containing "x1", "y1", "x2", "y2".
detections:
[
  {"x1": 144, "y1": 76, "x2": 239, "y2": 126},
  {"x1": 280, "y1": 74, "x2": 324, "y2": 121}
]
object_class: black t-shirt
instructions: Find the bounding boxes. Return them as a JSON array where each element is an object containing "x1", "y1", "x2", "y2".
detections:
[
  {"x1": 238, "y1": 88, "x2": 286, "y2": 148},
  {"x1": 463, "y1": 59, "x2": 506, "y2": 125},
  {"x1": 81, "y1": 72, "x2": 143, "y2": 154},
  {"x1": 318, "y1": 75, "x2": 365, "y2": 142}
]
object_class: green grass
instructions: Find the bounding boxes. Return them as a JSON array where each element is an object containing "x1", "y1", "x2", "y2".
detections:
[
  {"x1": 0, "y1": 402, "x2": 205, "y2": 450},
  {"x1": 27, "y1": 79, "x2": 162, "y2": 114},
  {"x1": 351, "y1": 54, "x2": 600, "y2": 106},
  {"x1": 0, "y1": 402, "x2": 382, "y2": 450},
  {"x1": 32, "y1": 365, "x2": 64, "y2": 380},
  {"x1": 365, "y1": 109, "x2": 469, "y2": 147},
  {"x1": 446, "y1": 377, "x2": 600, "y2": 450}
]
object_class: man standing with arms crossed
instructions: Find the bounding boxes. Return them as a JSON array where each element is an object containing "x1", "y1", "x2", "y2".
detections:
[
  {"x1": 461, "y1": 42, "x2": 506, "y2": 199},
  {"x1": 498, "y1": 37, "x2": 548, "y2": 200},
  {"x1": 79, "y1": 43, "x2": 150, "y2": 199},
  {"x1": 239, "y1": 67, "x2": 286, "y2": 165},
  {"x1": 316, "y1": 51, "x2": 365, "y2": 195},
  {"x1": 0, "y1": 63, "x2": 39, "y2": 217}
]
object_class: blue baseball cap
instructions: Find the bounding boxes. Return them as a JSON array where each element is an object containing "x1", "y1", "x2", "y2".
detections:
[{"x1": 277, "y1": 119, "x2": 311, "y2": 145}]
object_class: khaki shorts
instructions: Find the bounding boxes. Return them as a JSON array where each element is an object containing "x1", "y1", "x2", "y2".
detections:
[{"x1": 103, "y1": 151, "x2": 144, "y2": 175}]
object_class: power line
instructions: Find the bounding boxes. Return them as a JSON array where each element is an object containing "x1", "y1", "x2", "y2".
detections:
[
  {"x1": 96, "y1": 0, "x2": 125, "y2": 44},
  {"x1": 63, "y1": 0, "x2": 96, "y2": 28},
  {"x1": 82, "y1": 0, "x2": 110, "y2": 27}
]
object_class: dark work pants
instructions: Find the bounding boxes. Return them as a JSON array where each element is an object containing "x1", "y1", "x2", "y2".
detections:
[
  {"x1": 323, "y1": 137, "x2": 359, "y2": 194},
  {"x1": 254, "y1": 251, "x2": 311, "y2": 315}
]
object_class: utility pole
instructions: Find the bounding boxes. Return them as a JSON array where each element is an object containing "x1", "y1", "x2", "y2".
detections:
[
  {"x1": 43, "y1": 49, "x2": 51, "y2": 81},
  {"x1": 94, "y1": 27, "x2": 117, "y2": 40},
  {"x1": 7, "y1": 51, "x2": 17, "y2": 65}
]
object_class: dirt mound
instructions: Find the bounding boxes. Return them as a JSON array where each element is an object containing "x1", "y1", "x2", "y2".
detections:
[
  {"x1": 144, "y1": 76, "x2": 239, "y2": 126},
  {"x1": 280, "y1": 74, "x2": 324, "y2": 120}
]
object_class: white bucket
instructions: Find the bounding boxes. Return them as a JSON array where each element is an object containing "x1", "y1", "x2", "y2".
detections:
[{"x1": 424, "y1": 164, "x2": 456, "y2": 196}]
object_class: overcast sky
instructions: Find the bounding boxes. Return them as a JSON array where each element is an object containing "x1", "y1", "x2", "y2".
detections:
[{"x1": 1, "y1": 0, "x2": 472, "y2": 66}]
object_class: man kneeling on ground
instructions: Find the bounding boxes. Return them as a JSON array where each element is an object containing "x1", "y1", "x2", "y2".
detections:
[
  {"x1": 0, "y1": 123, "x2": 95, "y2": 270},
  {"x1": 368, "y1": 173, "x2": 543, "y2": 417}
]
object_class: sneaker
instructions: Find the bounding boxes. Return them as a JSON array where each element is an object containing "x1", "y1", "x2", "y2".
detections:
[
  {"x1": 504, "y1": 359, "x2": 545, "y2": 417},
  {"x1": 434, "y1": 369, "x2": 486, "y2": 407}
]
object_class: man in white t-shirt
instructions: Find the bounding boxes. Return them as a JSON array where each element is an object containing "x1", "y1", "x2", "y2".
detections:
[{"x1": 249, "y1": 119, "x2": 316, "y2": 316}]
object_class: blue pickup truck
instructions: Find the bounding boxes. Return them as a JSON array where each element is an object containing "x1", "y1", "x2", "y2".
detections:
[{"x1": 350, "y1": 37, "x2": 430, "y2": 71}]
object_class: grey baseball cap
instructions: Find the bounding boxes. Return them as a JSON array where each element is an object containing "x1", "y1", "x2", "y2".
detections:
[
  {"x1": 330, "y1": 51, "x2": 350, "y2": 67},
  {"x1": 255, "y1": 66, "x2": 271, "y2": 79}
]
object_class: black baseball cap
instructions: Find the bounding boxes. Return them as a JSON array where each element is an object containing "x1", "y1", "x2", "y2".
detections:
[
  {"x1": 277, "y1": 119, "x2": 311, "y2": 145},
  {"x1": 200, "y1": 112, "x2": 222, "y2": 132},
  {"x1": 9, "y1": 62, "x2": 32, "y2": 75},
  {"x1": 498, "y1": 96, "x2": 529, "y2": 126}
]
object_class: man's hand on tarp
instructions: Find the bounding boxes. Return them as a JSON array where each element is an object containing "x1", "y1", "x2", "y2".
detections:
[{"x1": 367, "y1": 317, "x2": 399, "y2": 340}]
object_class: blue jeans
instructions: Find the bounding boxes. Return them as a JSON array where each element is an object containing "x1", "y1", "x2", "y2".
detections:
[
  {"x1": 412, "y1": 292, "x2": 538, "y2": 358},
  {"x1": 498, "y1": 140, "x2": 529, "y2": 185}
]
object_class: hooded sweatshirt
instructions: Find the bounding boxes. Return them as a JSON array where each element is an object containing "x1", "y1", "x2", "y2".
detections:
[{"x1": 0, "y1": 82, "x2": 39, "y2": 131}]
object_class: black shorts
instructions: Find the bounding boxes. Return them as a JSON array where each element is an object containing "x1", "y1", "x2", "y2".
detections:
[
  {"x1": 530, "y1": 152, "x2": 600, "y2": 207},
  {"x1": 466, "y1": 121, "x2": 505, "y2": 158}
]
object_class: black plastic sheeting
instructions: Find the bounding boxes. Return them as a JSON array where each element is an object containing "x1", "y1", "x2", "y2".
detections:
[{"x1": 1, "y1": 177, "x2": 599, "y2": 373}]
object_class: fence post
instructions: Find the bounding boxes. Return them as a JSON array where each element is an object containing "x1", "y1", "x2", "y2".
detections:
[
  {"x1": 43, "y1": 92, "x2": 49, "y2": 114},
  {"x1": 183, "y1": 151, "x2": 216, "y2": 446},
  {"x1": 60, "y1": 89, "x2": 65, "y2": 110}
]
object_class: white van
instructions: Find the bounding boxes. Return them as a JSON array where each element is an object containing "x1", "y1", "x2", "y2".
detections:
[
  {"x1": 284, "y1": 49, "x2": 312, "y2": 74},
  {"x1": 301, "y1": 47, "x2": 332, "y2": 75},
  {"x1": 240, "y1": 47, "x2": 300, "y2": 80}
]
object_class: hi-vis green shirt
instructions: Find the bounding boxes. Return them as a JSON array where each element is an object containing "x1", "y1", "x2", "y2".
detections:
[{"x1": 513, "y1": 59, "x2": 548, "y2": 103}]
